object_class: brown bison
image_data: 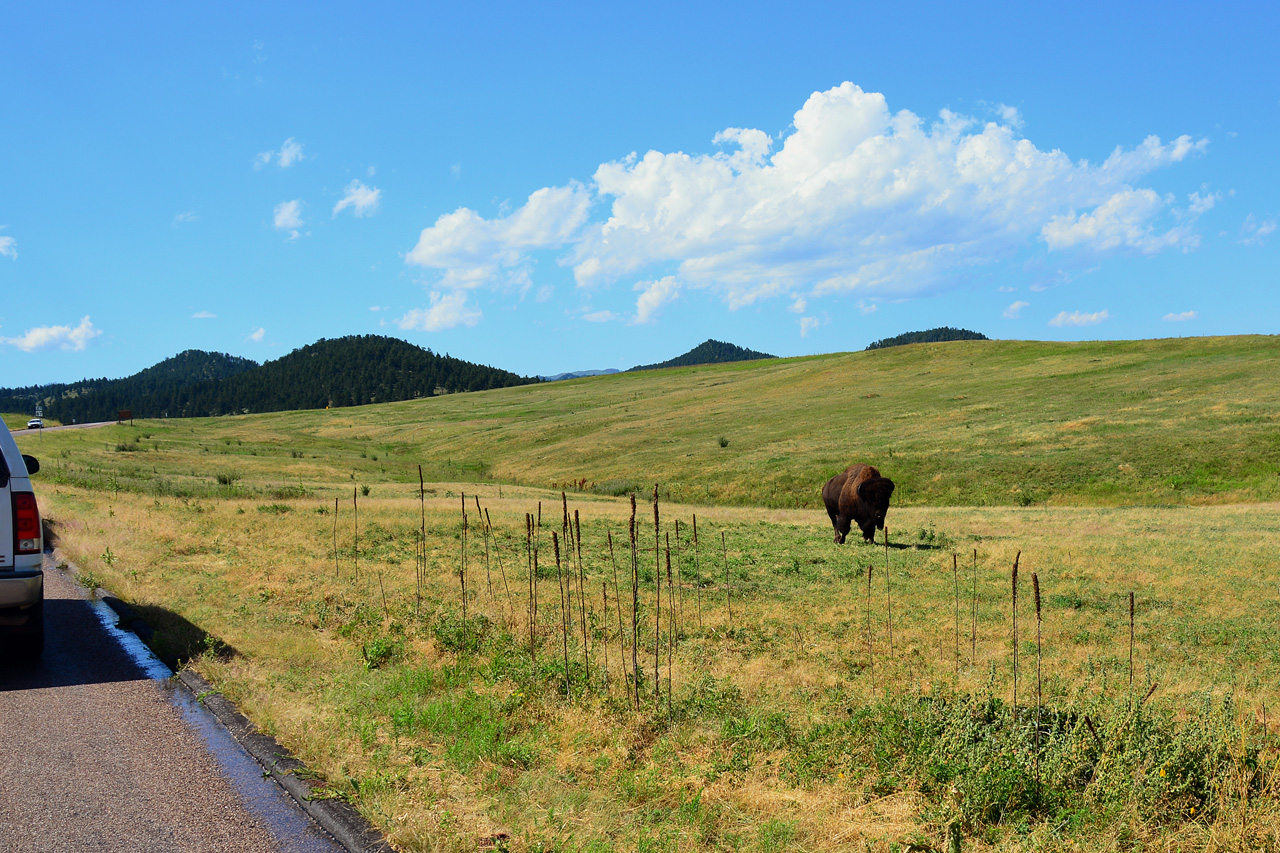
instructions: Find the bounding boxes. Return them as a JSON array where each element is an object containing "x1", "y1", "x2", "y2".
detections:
[{"x1": 822, "y1": 464, "x2": 895, "y2": 544}]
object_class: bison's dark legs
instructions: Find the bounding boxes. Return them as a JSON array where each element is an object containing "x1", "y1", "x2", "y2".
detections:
[{"x1": 827, "y1": 505, "x2": 850, "y2": 544}]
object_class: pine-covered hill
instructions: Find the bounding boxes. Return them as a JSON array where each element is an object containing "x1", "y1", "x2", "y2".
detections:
[
  {"x1": 186, "y1": 335, "x2": 537, "y2": 416},
  {"x1": 0, "y1": 336, "x2": 538, "y2": 422},
  {"x1": 628, "y1": 339, "x2": 776, "y2": 372},
  {"x1": 0, "y1": 350, "x2": 258, "y2": 422},
  {"x1": 865, "y1": 327, "x2": 990, "y2": 350}
]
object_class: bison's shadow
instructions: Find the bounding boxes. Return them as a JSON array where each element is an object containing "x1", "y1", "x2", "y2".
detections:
[{"x1": 850, "y1": 540, "x2": 943, "y2": 551}]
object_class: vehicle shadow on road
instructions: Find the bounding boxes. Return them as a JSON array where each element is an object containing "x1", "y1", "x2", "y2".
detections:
[{"x1": 0, "y1": 597, "x2": 238, "y2": 692}]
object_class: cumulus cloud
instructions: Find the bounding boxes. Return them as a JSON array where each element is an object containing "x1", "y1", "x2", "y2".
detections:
[
  {"x1": 1239, "y1": 214, "x2": 1277, "y2": 246},
  {"x1": 406, "y1": 183, "x2": 592, "y2": 291},
  {"x1": 274, "y1": 200, "x2": 304, "y2": 239},
  {"x1": 1163, "y1": 310, "x2": 1197, "y2": 322},
  {"x1": 333, "y1": 180, "x2": 381, "y2": 218},
  {"x1": 396, "y1": 290, "x2": 482, "y2": 332},
  {"x1": 582, "y1": 309, "x2": 618, "y2": 323},
  {"x1": 192, "y1": 310, "x2": 216, "y2": 319},
  {"x1": 1, "y1": 316, "x2": 100, "y2": 351},
  {"x1": 1003, "y1": 300, "x2": 1030, "y2": 319},
  {"x1": 405, "y1": 82, "x2": 1209, "y2": 322},
  {"x1": 256, "y1": 137, "x2": 304, "y2": 169},
  {"x1": 247, "y1": 327, "x2": 265, "y2": 342},
  {"x1": 1049, "y1": 309, "x2": 1110, "y2": 327},
  {"x1": 1042, "y1": 189, "x2": 1207, "y2": 254},
  {"x1": 0, "y1": 235, "x2": 15, "y2": 259},
  {"x1": 633, "y1": 276, "x2": 681, "y2": 324}
]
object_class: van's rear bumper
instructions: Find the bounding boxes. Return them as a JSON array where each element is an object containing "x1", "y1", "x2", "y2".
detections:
[{"x1": 0, "y1": 570, "x2": 43, "y2": 610}]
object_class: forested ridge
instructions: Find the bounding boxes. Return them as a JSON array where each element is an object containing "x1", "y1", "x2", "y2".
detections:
[
  {"x1": 629, "y1": 339, "x2": 775, "y2": 371},
  {"x1": 0, "y1": 335, "x2": 536, "y2": 421},
  {"x1": 865, "y1": 327, "x2": 989, "y2": 350}
]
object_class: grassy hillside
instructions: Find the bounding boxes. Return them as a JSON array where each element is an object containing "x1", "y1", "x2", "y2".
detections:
[
  {"x1": 17, "y1": 334, "x2": 1280, "y2": 851},
  {"x1": 27, "y1": 335, "x2": 1280, "y2": 508}
]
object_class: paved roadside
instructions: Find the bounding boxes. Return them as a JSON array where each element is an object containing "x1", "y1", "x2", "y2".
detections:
[{"x1": 0, "y1": 559, "x2": 358, "y2": 852}]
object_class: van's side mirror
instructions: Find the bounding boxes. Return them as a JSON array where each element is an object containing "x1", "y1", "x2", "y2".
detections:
[{"x1": 22, "y1": 455, "x2": 39, "y2": 475}]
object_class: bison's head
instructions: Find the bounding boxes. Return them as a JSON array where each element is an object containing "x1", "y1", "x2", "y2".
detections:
[{"x1": 856, "y1": 476, "x2": 895, "y2": 530}]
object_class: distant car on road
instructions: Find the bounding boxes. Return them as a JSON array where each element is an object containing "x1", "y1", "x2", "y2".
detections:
[
  {"x1": 26, "y1": 419, "x2": 42, "y2": 430},
  {"x1": 1, "y1": 420, "x2": 43, "y2": 657}
]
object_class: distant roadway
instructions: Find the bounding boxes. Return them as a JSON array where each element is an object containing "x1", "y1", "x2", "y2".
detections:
[{"x1": 23, "y1": 421, "x2": 113, "y2": 432}]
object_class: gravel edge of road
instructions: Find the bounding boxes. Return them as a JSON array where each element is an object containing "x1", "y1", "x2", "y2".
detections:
[
  {"x1": 174, "y1": 669, "x2": 395, "y2": 853},
  {"x1": 48, "y1": 550, "x2": 394, "y2": 853}
]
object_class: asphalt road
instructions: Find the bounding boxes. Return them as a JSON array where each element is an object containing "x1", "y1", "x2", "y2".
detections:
[{"x1": 0, "y1": 560, "x2": 348, "y2": 853}]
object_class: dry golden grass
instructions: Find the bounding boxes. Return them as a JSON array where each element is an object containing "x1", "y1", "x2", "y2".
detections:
[{"x1": 27, "y1": 473, "x2": 1280, "y2": 851}]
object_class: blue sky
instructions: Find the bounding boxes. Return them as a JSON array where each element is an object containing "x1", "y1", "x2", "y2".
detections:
[{"x1": 1, "y1": 1, "x2": 1276, "y2": 386}]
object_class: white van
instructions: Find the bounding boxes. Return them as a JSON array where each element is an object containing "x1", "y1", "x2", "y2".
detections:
[{"x1": 0, "y1": 421, "x2": 43, "y2": 657}]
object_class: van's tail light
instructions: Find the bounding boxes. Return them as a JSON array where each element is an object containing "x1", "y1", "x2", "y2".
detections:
[{"x1": 13, "y1": 492, "x2": 41, "y2": 554}]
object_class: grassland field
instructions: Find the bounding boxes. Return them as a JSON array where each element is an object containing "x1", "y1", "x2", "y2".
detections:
[{"x1": 9, "y1": 335, "x2": 1280, "y2": 852}]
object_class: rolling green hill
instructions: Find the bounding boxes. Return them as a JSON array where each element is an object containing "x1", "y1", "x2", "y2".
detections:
[{"x1": 29, "y1": 335, "x2": 1280, "y2": 508}]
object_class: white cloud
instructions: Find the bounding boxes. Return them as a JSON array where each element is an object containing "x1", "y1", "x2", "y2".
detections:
[
  {"x1": 273, "y1": 199, "x2": 304, "y2": 239},
  {"x1": 333, "y1": 180, "x2": 381, "y2": 218},
  {"x1": 173, "y1": 211, "x2": 199, "y2": 225},
  {"x1": 632, "y1": 276, "x2": 681, "y2": 324},
  {"x1": 1003, "y1": 300, "x2": 1030, "y2": 319},
  {"x1": 799, "y1": 316, "x2": 821, "y2": 337},
  {"x1": 1041, "y1": 189, "x2": 1198, "y2": 254},
  {"x1": 256, "y1": 137, "x2": 304, "y2": 169},
  {"x1": 856, "y1": 299, "x2": 878, "y2": 315},
  {"x1": 396, "y1": 290, "x2": 482, "y2": 332},
  {"x1": 1163, "y1": 310, "x2": 1197, "y2": 322},
  {"x1": 994, "y1": 103, "x2": 1024, "y2": 129},
  {"x1": 1049, "y1": 309, "x2": 1110, "y2": 327},
  {"x1": 788, "y1": 297, "x2": 807, "y2": 313},
  {"x1": 192, "y1": 310, "x2": 216, "y2": 319},
  {"x1": 0, "y1": 235, "x2": 15, "y2": 259},
  {"x1": 1, "y1": 316, "x2": 100, "y2": 352},
  {"x1": 248, "y1": 327, "x2": 265, "y2": 342},
  {"x1": 406, "y1": 183, "x2": 591, "y2": 290},
  {"x1": 1239, "y1": 214, "x2": 1277, "y2": 246},
  {"x1": 583, "y1": 310, "x2": 618, "y2": 323},
  {"x1": 405, "y1": 82, "x2": 1208, "y2": 322},
  {"x1": 1186, "y1": 191, "x2": 1218, "y2": 217}
]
